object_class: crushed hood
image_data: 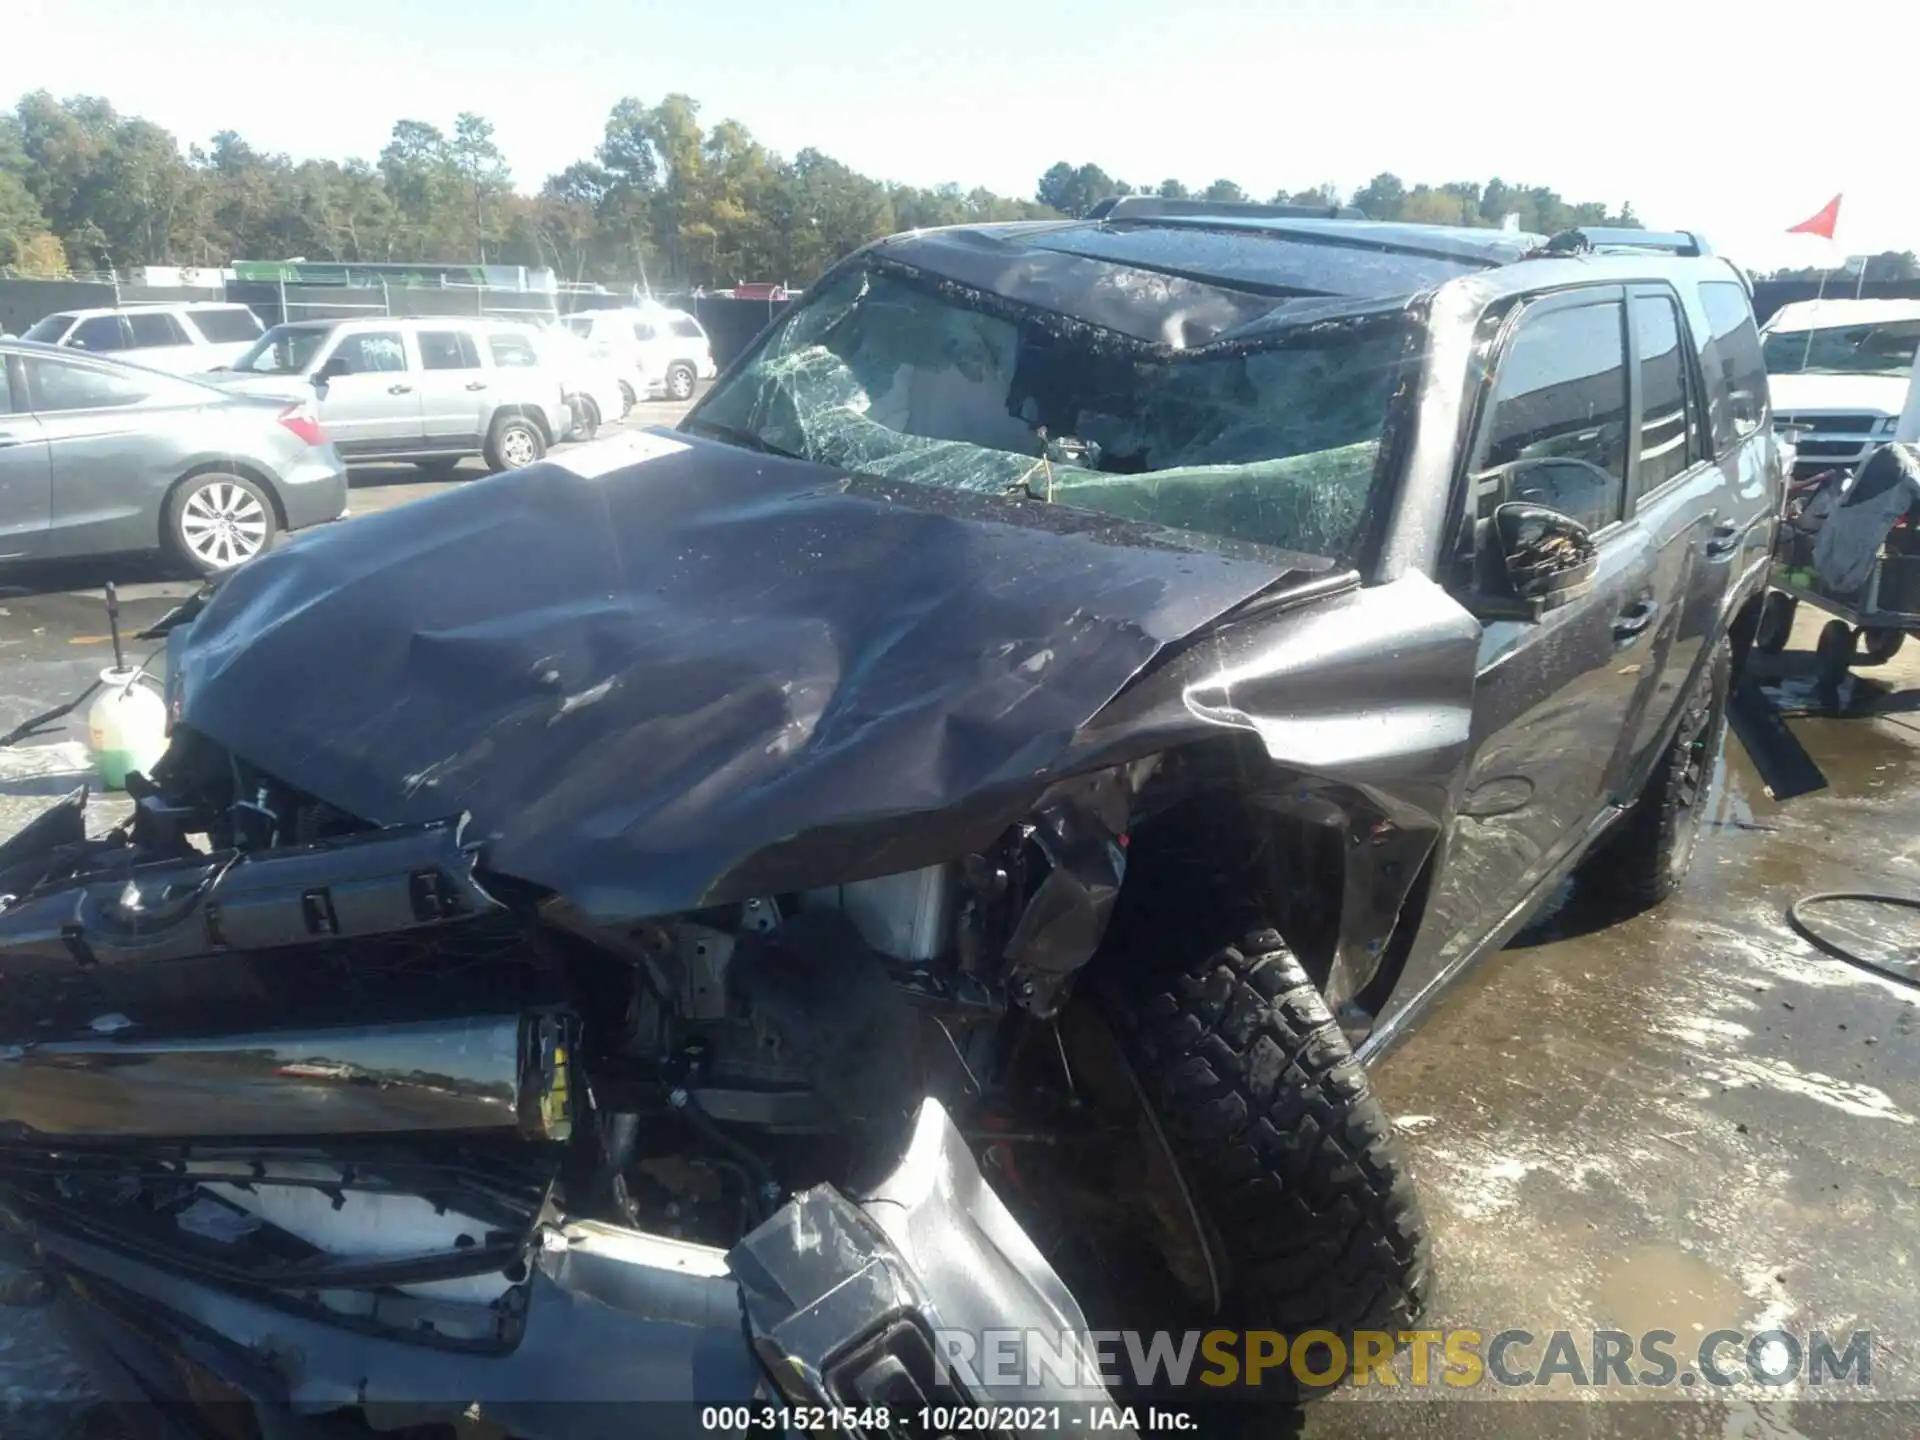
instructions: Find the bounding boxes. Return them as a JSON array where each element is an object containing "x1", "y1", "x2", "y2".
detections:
[{"x1": 170, "y1": 430, "x2": 1318, "y2": 920}]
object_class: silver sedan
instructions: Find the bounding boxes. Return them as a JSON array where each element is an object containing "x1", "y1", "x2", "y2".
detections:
[{"x1": 0, "y1": 340, "x2": 348, "y2": 575}]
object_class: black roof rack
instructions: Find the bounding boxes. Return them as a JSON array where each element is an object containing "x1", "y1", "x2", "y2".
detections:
[
  {"x1": 1529, "y1": 227, "x2": 1713, "y2": 259},
  {"x1": 1085, "y1": 195, "x2": 1369, "y2": 223}
]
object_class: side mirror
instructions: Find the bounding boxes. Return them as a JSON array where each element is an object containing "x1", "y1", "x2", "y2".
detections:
[
  {"x1": 315, "y1": 355, "x2": 351, "y2": 382},
  {"x1": 1487, "y1": 502, "x2": 1598, "y2": 617}
]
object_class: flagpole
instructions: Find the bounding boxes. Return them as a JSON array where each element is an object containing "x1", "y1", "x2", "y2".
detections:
[{"x1": 1802, "y1": 264, "x2": 1830, "y2": 373}]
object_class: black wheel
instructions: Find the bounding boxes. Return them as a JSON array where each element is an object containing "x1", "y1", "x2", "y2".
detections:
[
  {"x1": 1754, "y1": 591, "x2": 1797, "y2": 655},
  {"x1": 1115, "y1": 930, "x2": 1432, "y2": 1384},
  {"x1": 1815, "y1": 618, "x2": 1854, "y2": 688},
  {"x1": 664, "y1": 362, "x2": 697, "y2": 402},
  {"x1": 164, "y1": 471, "x2": 277, "y2": 576},
  {"x1": 617, "y1": 380, "x2": 636, "y2": 417},
  {"x1": 484, "y1": 413, "x2": 546, "y2": 472},
  {"x1": 573, "y1": 396, "x2": 601, "y2": 442},
  {"x1": 1860, "y1": 629, "x2": 1905, "y2": 666},
  {"x1": 413, "y1": 457, "x2": 463, "y2": 477},
  {"x1": 1582, "y1": 636, "x2": 1732, "y2": 912}
]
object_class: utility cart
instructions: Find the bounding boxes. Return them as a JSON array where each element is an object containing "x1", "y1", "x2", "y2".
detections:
[{"x1": 1758, "y1": 466, "x2": 1920, "y2": 686}]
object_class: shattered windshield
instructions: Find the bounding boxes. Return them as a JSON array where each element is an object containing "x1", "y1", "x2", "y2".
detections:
[{"x1": 689, "y1": 261, "x2": 1417, "y2": 562}]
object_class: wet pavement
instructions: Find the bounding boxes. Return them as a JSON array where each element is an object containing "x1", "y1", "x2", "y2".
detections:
[{"x1": 3, "y1": 502, "x2": 1919, "y2": 1435}]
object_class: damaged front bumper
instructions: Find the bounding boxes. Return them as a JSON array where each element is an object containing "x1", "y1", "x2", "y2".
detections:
[
  {"x1": 12, "y1": 1100, "x2": 1123, "y2": 1440},
  {"x1": 0, "y1": 795, "x2": 1130, "y2": 1440}
]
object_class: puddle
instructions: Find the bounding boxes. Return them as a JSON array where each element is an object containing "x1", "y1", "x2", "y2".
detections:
[{"x1": 1595, "y1": 1244, "x2": 1747, "y2": 1338}]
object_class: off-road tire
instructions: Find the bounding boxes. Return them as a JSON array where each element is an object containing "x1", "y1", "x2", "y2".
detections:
[
  {"x1": 484, "y1": 413, "x2": 546, "y2": 472},
  {"x1": 665, "y1": 362, "x2": 697, "y2": 402},
  {"x1": 618, "y1": 380, "x2": 636, "y2": 415},
  {"x1": 1581, "y1": 635, "x2": 1732, "y2": 912},
  {"x1": 1119, "y1": 930, "x2": 1432, "y2": 1374},
  {"x1": 163, "y1": 471, "x2": 277, "y2": 576},
  {"x1": 1754, "y1": 591, "x2": 1796, "y2": 655}
]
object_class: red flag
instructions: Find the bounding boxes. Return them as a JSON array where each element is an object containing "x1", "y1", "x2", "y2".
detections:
[{"x1": 1788, "y1": 195, "x2": 1842, "y2": 239}]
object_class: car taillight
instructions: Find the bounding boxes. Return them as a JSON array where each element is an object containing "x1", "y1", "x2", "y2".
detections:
[{"x1": 278, "y1": 404, "x2": 326, "y2": 447}]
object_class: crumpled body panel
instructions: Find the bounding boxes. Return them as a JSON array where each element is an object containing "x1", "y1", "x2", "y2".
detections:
[{"x1": 168, "y1": 432, "x2": 1303, "y2": 921}]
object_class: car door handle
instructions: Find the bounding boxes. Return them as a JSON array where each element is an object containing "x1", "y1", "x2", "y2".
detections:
[
  {"x1": 1612, "y1": 598, "x2": 1659, "y2": 642},
  {"x1": 465, "y1": 381, "x2": 488, "y2": 391},
  {"x1": 1704, "y1": 519, "x2": 1743, "y2": 559},
  {"x1": 388, "y1": 384, "x2": 413, "y2": 395}
]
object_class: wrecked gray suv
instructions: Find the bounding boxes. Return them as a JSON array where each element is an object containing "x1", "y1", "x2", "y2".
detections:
[{"x1": 0, "y1": 198, "x2": 1782, "y2": 1437}]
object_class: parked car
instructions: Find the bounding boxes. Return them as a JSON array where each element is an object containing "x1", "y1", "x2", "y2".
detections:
[
  {"x1": 0, "y1": 204, "x2": 1782, "y2": 1430},
  {"x1": 517, "y1": 321, "x2": 633, "y2": 440},
  {"x1": 205, "y1": 317, "x2": 570, "y2": 472},
  {"x1": 0, "y1": 339, "x2": 345, "y2": 574},
  {"x1": 1762, "y1": 297, "x2": 1920, "y2": 477},
  {"x1": 559, "y1": 304, "x2": 718, "y2": 401},
  {"x1": 20, "y1": 302, "x2": 266, "y2": 374}
]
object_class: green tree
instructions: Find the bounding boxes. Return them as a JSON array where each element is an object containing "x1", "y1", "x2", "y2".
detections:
[
  {"x1": 449, "y1": 112, "x2": 512, "y2": 260},
  {"x1": 1202, "y1": 179, "x2": 1246, "y2": 203},
  {"x1": 1156, "y1": 178, "x2": 1190, "y2": 200},
  {"x1": 1036, "y1": 161, "x2": 1129, "y2": 218}
]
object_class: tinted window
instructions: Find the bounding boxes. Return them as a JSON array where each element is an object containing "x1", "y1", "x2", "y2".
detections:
[
  {"x1": 669, "y1": 315, "x2": 704, "y2": 339},
  {"x1": 22, "y1": 315, "x2": 75, "y2": 344},
  {"x1": 1634, "y1": 294, "x2": 1699, "y2": 497},
  {"x1": 329, "y1": 331, "x2": 408, "y2": 374},
  {"x1": 186, "y1": 308, "x2": 264, "y2": 343},
  {"x1": 24, "y1": 356, "x2": 152, "y2": 411},
  {"x1": 1761, "y1": 321, "x2": 1920, "y2": 377},
  {"x1": 126, "y1": 312, "x2": 190, "y2": 348},
  {"x1": 420, "y1": 330, "x2": 482, "y2": 370},
  {"x1": 488, "y1": 332, "x2": 540, "y2": 368},
  {"x1": 69, "y1": 316, "x2": 128, "y2": 353},
  {"x1": 1472, "y1": 298, "x2": 1629, "y2": 532},
  {"x1": 1698, "y1": 282, "x2": 1767, "y2": 450},
  {"x1": 632, "y1": 322, "x2": 658, "y2": 342}
]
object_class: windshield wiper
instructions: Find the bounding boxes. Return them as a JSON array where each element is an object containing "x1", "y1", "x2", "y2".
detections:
[{"x1": 681, "y1": 416, "x2": 801, "y2": 460}]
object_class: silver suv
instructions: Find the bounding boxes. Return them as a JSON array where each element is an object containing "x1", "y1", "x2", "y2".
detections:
[{"x1": 208, "y1": 317, "x2": 570, "y2": 472}]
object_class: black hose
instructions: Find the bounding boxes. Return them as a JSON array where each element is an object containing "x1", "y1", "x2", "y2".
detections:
[{"x1": 1785, "y1": 892, "x2": 1920, "y2": 992}]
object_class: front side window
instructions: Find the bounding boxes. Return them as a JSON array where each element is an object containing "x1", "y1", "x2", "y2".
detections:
[
  {"x1": 420, "y1": 330, "x2": 482, "y2": 370},
  {"x1": 22, "y1": 315, "x2": 75, "y2": 344},
  {"x1": 1468, "y1": 297, "x2": 1629, "y2": 534},
  {"x1": 24, "y1": 356, "x2": 152, "y2": 412},
  {"x1": 68, "y1": 316, "x2": 129, "y2": 353},
  {"x1": 1634, "y1": 294, "x2": 1700, "y2": 498},
  {"x1": 328, "y1": 331, "x2": 409, "y2": 374},
  {"x1": 691, "y1": 262, "x2": 1416, "y2": 563},
  {"x1": 126, "y1": 312, "x2": 190, "y2": 348},
  {"x1": 1698, "y1": 281, "x2": 1768, "y2": 449}
]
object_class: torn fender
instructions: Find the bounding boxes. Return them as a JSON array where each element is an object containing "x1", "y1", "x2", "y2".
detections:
[{"x1": 165, "y1": 431, "x2": 1315, "y2": 921}]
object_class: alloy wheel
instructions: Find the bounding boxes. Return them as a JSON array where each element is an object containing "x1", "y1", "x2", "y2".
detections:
[
  {"x1": 179, "y1": 482, "x2": 269, "y2": 570},
  {"x1": 500, "y1": 426, "x2": 539, "y2": 467}
]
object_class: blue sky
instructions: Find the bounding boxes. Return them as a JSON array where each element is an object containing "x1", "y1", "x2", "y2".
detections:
[{"x1": 13, "y1": 0, "x2": 1910, "y2": 272}]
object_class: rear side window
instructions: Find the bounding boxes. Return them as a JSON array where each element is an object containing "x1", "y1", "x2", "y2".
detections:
[
  {"x1": 69, "y1": 316, "x2": 129, "y2": 353},
  {"x1": 126, "y1": 312, "x2": 190, "y2": 348},
  {"x1": 419, "y1": 330, "x2": 482, "y2": 370},
  {"x1": 1633, "y1": 294, "x2": 1701, "y2": 497},
  {"x1": 669, "y1": 316, "x2": 704, "y2": 339},
  {"x1": 1698, "y1": 281, "x2": 1768, "y2": 450},
  {"x1": 1470, "y1": 297, "x2": 1629, "y2": 533},
  {"x1": 488, "y1": 332, "x2": 541, "y2": 368},
  {"x1": 24, "y1": 355, "x2": 153, "y2": 411},
  {"x1": 186, "y1": 308, "x2": 264, "y2": 343},
  {"x1": 632, "y1": 321, "x2": 658, "y2": 342}
]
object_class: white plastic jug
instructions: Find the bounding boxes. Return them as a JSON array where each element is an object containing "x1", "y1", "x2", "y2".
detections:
[{"x1": 87, "y1": 668, "x2": 169, "y2": 791}]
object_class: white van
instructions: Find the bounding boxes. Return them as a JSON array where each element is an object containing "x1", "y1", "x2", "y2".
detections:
[
  {"x1": 20, "y1": 302, "x2": 267, "y2": 373},
  {"x1": 1762, "y1": 298, "x2": 1920, "y2": 476},
  {"x1": 559, "y1": 305, "x2": 718, "y2": 401}
]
